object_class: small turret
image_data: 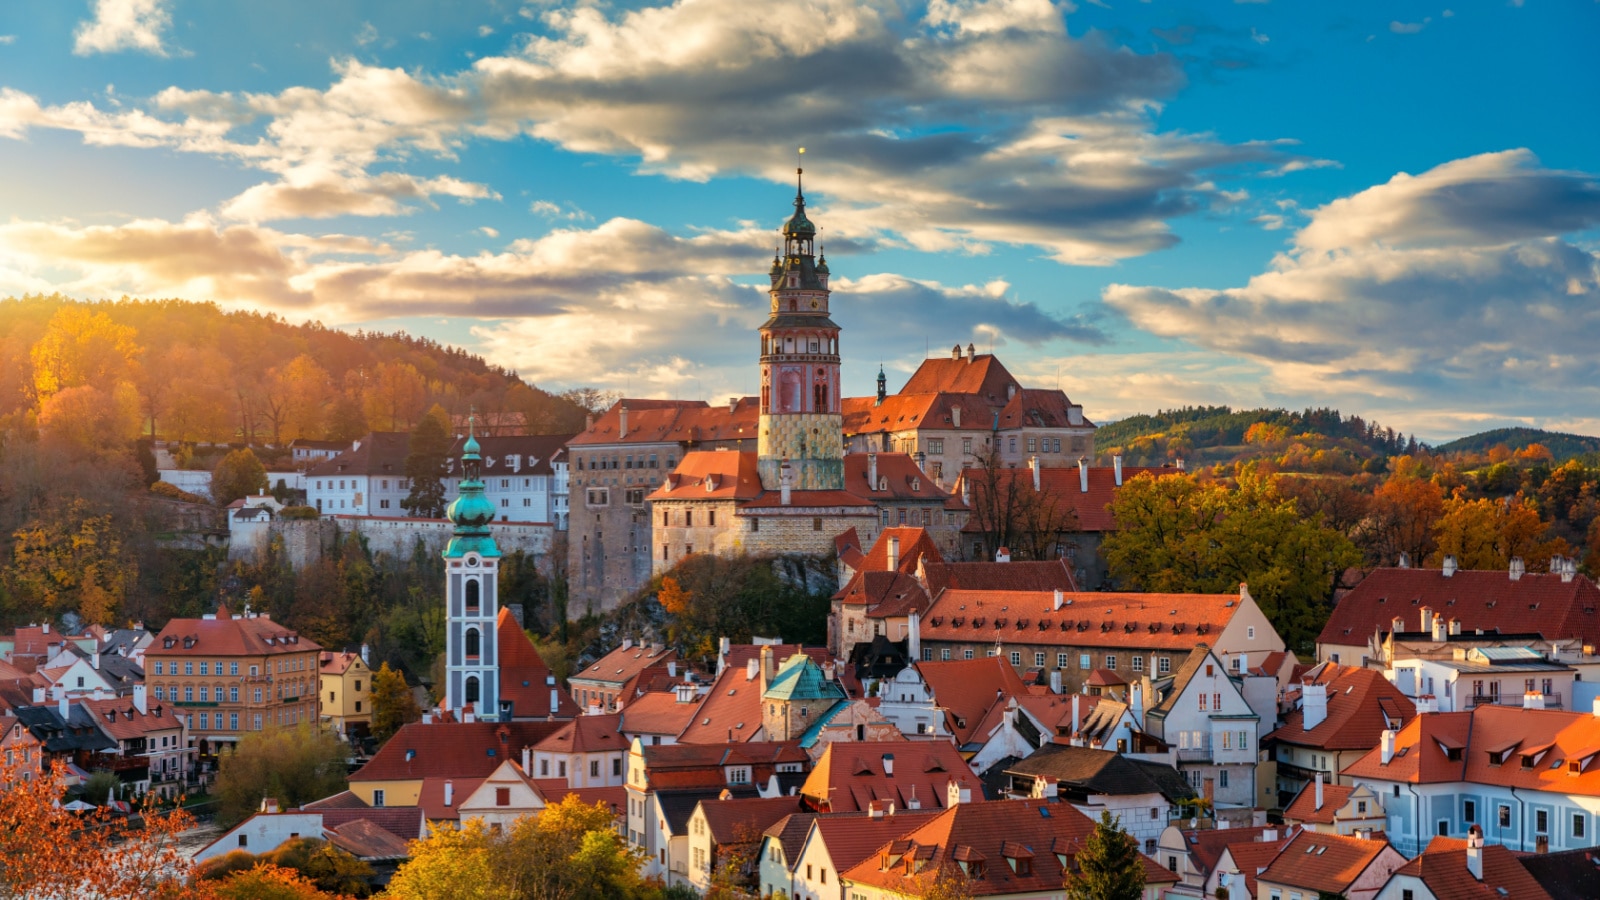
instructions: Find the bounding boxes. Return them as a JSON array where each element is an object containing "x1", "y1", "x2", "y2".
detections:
[{"x1": 875, "y1": 366, "x2": 887, "y2": 404}]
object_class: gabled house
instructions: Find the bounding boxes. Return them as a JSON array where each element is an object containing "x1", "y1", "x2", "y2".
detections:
[
  {"x1": 619, "y1": 686, "x2": 700, "y2": 747},
  {"x1": 684, "y1": 795, "x2": 803, "y2": 892},
  {"x1": 569, "y1": 640, "x2": 678, "y2": 713},
  {"x1": 1143, "y1": 646, "x2": 1262, "y2": 813},
  {"x1": 875, "y1": 657, "x2": 1028, "y2": 753},
  {"x1": 455, "y1": 757, "x2": 627, "y2": 831},
  {"x1": 757, "y1": 811, "x2": 817, "y2": 899},
  {"x1": 1281, "y1": 777, "x2": 1387, "y2": 837},
  {"x1": 319, "y1": 650, "x2": 372, "y2": 739},
  {"x1": 1002, "y1": 744, "x2": 1197, "y2": 850},
  {"x1": 785, "y1": 806, "x2": 942, "y2": 900},
  {"x1": 801, "y1": 739, "x2": 973, "y2": 814},
  {"x1": 80, "y1": 687, "x2": 187, "y2": 797},
  {"x1": 1254, "y1": 830, "x2": 1407, "y2": 900},
  {"x1": 347, "y1": 720, "x2": 563, "y2": 810},
  {"x1": 530, "y1": 713, "x2": 628, "y2": 787},
  {"x1": 1151, "y1": 822, "x2": 1285, "y2": 897},
  {"x1": 1208, "y1": 828, "x2": 1298, "y2": 900},
  {"x1": 1264, "y1": 662, "x2": 1414, "y2": 809},
  {"x1": 496, "y1": 608, "x2": 579, "y2": 721},
  {"x1": 838, "y1": 796, "x2": 1179, "y2": 900},
  {"x1": 1374, "y1": 829, "x2": 1552, "y2": 900},
  {"x1": 195, "y1": 801, "x2": 425, "y2": 865}
]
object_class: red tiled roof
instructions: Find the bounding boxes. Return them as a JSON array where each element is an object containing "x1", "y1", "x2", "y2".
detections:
[
  {"x1": 418, "y1": 775, "x2": 483, "y2": 820},
  {"x1": 619, "y1": 690, "x2": 700, "y2": 737},
  {"x1": 634, "y1": 740, "x2": 809, "y2": 792},
  {"x1": 697, "y1": 795, "x2": 804, "y2": 844},
  {"x1": 533, "y1": 714, "x2": 627, "y2": 755},
  {"x1": 570, "y1": 398, "x2": 759, "y2": 447},
  {"x1": 1318, "y1": 567, "x2": 1600, "y2": 649},
  {"x1": 1257, "y1": 830, "x2": 1399, "y2": 894},
  {"x1": 810, "y1": 809, "x2": 943, "y2": 874},
  {"x1": 497, "y1": 608, "x2": 579, "y2": 719},
  {"x1": 919, "y1": 558, "x2": 1078, "y2": 596},
  {"x1": 647, "y1": 451, "x2": 764, "y2": 502},
  {"x1": 149, "y1": 606, "x2": 320, "y2": 657},
  {"x1": 920, "y1": 588, "x2": 1253, "y2": 650},
  {"x1": 834, "y1": 527, "x2": 943, "y2": 604},
  {"x1": 78, "y1": 698, "x2": 179, "y2": 741},
  {"x1": 900, "y1": 354, "x2": 1018, "y2": 399},
  {"x1": 1282, "y1": 782, "x2": 1356, "y2": 824},
  {"x1": 320, "y1": 651, "x2": 364, "y2": 676},
  {"x1": 306, "y1": 432, "x2": 410, "y2": 478},
  {"x1": 1393, "y1": 837, "x2": 1552, "y2": 900},
  {"x1": 1265, "y1": 663, "x2": 1415, "y2": 751},
  {"x1": 801, "y1": 739, "x2": 972, "y2": 812},
  {"x1": 835, "y1": 528, "x2": 866, "y2": 570},
  {"x1": 841, "y1": 454, "x2": 949, "y2": 503},
  {"x1": 317, "y1": 806, "x2": 425, "y2": 842},
  {"x1": 914, "y1": 657, "x2": 1029, "y2": 746},
  {"x1": 956, "y1": 466, "x2": 1176, "y2": 533},
  {"x1": 327, "y1": 818, "x2": 413, "y2": 859},
  {"x1": 839, "y1": 798, "x2": 1174, "y2": 896},
  {"x1": 677, "y1": 659, "x2": 767, "y2": 744},
  {"x1": 1343, "y1": 705, "x2": 1600, "y2": 796},
  {"x1": 573, "y1": 643, "x2": 677, "y2": 688},
  {"x1": 351, "y1": 720, "x2": 564, "y2": 783},
  {"x1": 1219, "y1": 832, "x2": 1299, "y2": 899},
  {"x1": 1177, "y1": 825, "x2": 1282, "y2": 877}
]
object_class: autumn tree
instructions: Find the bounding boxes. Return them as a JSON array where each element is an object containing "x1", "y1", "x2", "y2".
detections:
[
  {"x1": 8, "y1": 497, "x2": 135, "y2": 626},
  {"x1": 385, "y1": 796, "x2": 654, "y2": 900},
  {"x1": 1358, "y1": 470, "x2": 1445, "y2": 567},
  {"x1": 266, "y1": 838, "x2": 374, "y2": 896},
  {"x1": 214, "y1": 448, "x2": 269, "y2": 506},
  {"x1": 402, "y1": 407, "x2": 452, "y2": 518},
  {"x1": 214, "y1": 724, "x2": 350, "y2": 828},
  {"x1": 1430, "y1": 494, "x2": 1571, "y2": 571},
  {"x1": 30, "y1": 305, "x2": 141, "y2": 401},
  {"x1": 363, "y1": 361, "x2": 428, "y2": 432},
  {"x1": 371, "y1": 662, "x2": 421, "y2": 743},
  {"x1": 206, "y1": 863, "x2": 337, "y2": 899},
  {"x1": 326, "y1": 393, "x2": 369, "y2": 442},
  {"x1": 658, "y1": 576, "x2": 691, "y2": 616},
  {"x1": 1102, "y1": 470, "x2": 1360, "y2": 654},
  {"x1": 1064, "y1": 810, "x2": 1144, "y2": 900},
  {"x1": 964, "y1": 448, "x2": 1079, "y2": 562},
  {"x1": 37, "y1": 382, "x2": 143, "y2": 460},
  {"x1": 0, "y1": 758, "x2": 197, "y2": 899}
]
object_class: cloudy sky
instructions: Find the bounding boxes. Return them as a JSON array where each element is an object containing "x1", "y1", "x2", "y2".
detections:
[{"x1": 1, "y1": 0, "x2": 1597, "y2": 440}]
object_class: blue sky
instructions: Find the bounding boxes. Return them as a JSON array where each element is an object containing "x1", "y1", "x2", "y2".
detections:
[{"x1": 1, "y1": 0, "x2": 1597, "y2": 440}]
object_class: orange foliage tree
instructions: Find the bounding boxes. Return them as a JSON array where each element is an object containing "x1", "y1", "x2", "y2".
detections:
[
  {"x1": 0, "y1": 759, "x2": 201, "y2": 898},
  {"x1": 657, "y1": 576, "x2": 691, "y2": 616},
  {"x1": 1430, "y1": 494, "x2": 1571, "y2": 571}
]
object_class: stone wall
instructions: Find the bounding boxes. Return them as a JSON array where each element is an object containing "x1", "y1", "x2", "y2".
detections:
[{"x1": 229, "y1": 515, "x2": 553, "y2": 571}]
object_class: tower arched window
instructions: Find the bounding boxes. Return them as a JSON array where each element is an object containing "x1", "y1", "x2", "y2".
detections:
[
  {"x1": 465, "y1": 676, "x2": 480, "y2": 704},
  {"x1": 466, "y1": 627, "x2": 481, "y2": 659},
  {"x1": 465, "y1": 579, "x2": 480, "y2": 614},
  {"x1": 790, "y1": 297, "x2": 797, "y2": 310}
]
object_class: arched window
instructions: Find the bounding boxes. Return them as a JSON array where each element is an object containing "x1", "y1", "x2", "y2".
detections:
[
  {"x1": 465, "y1": 579, "x2": 480, "y2": 613},
  {"x1": 465, "y1": 676, "x2": 480, "y2": 704},
  {"x1": 466, "y1": 627, "x2": 481, "y2": 659}
]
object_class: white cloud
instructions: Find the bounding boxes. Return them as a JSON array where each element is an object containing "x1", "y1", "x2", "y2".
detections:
[
  {"x1": 479, "y1": 226, "x2": 499, "y2": 238},
  {"x1": 74, "y1": 0, "x2": 172, "y2": 57},
  {"x1": 355, "y1": 23, "x2": 379, "y2": 47},
  {"x1": 0, "y1": 35, "x2": 16, "y2": 45},
  {"x1": 220, "y1": 170, "x2": 500, "y2": 221},
  {"x1": 1104, "y1": 150, "x2": 1600, "y2": 430},
  {"x1": 8, "y1": 0, "x2": 1312, "y2": 254},
  {"x1": 1390, "y1": 18, "x2": 1430, "y2": 34}
]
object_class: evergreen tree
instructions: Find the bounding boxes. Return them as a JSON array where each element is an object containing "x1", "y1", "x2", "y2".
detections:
[
  {"x1": 1064, "y1": 810, "x2": 1145, "y2": 900},
  {"x1": 371, "y1": 662, "x2": 421, "y2": 743},
  {"x1": 402, "y1": 408, "x2": 452, "y2": 518},
  {"x1": 212, "y1": 447, "x2": 268, "y2": 506}
]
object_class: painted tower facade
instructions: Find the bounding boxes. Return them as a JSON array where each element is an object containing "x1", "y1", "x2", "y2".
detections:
[
  {"x1": 443, "y1": 424, "x2": 501, "y2": 720},
  {"x1": 758, "y1": 170, "x2": 844, "y2": 491}
]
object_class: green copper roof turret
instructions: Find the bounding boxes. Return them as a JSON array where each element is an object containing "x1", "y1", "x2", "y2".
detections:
[{"x1": 444, "y1": 415, "x2": 500, "y2": 558}]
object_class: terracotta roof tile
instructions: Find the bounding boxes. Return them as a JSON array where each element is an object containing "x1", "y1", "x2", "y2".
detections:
[
  {"x1": 351, "y1": 720, "x2": 564, "y2": 783},
  {"x1": 647, "y1": 451, "x2": 764, "y2": 502},
  {"x1": 327, "y1": 818, "x2": 413, "y2": 859},
  {"x1": 919, "y1": 558, "x2": 1077, "y2": 596},
  {"x1": 1257, "y1": 830, "x2": 1400, "y2": 894},
  {"x1": 1282, "y1": 782, "x2": 1355, "y2": 824},
  {"x1": 801, "y1": 740, "x2": 972, "y2": 812},
  {"x1": 149, "y1": 606, "x2": 321, "y2": 657},
  {"x1": 810, "y1": 809, "x2": 943, "y2": 874},
  {"x1": 1319, "y1": 567, "x2": 1600, "y2": 649},
  {"x1": 497, "y1": 608, "x2": 579, "y2": 719},
  {"x1": 1218, "y1": 832, "x2": 1299, "y2": 898},
  {"x1": 574, "y1": 644, "x2": 678, "y2": 688},
  {"x1": 533, "y1": 714, "x2": 627, "y2": 754},
  {"x1": 1393, "y1": 836, "x2": 1552, "y2": 900},
  {"x1": 914, "y1": 658, "x2": 1029, "y2": 746},
  {"x1": 1343, "y1": 705, "x2": 1600, "y2": 796},
  {"x1": 78, "y1": 697, "x2": 180, "y2": 741},
  {"x1": 1177, "y1": 824, "x2": 1283, "y2": 878},
  {"x1": 677, "y1": 661, "x2": 768, "y2": 744},
  {"x1": 570, "y1": 399, "x2": 759, "y2": 447},
  {"x1": 619, "y1": 690, "x2": 701, "y2": 737},
  {"x1": 307, "y1": 432, "x2": 410, "y2": 477},
  {"x1": 698, "y1": 795, "x2": 805, "y2": 844},
  {"x1": 921, "y1": 588, "x2": 1253, "y2": 650},
  {"x1": 1266, "y1": 663, "x2": 1415, "y2": 751}
]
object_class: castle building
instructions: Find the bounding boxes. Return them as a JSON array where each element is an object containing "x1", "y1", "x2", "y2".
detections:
[{"x1": 442, "y1": 424, "x2": 502, "y2": 721}]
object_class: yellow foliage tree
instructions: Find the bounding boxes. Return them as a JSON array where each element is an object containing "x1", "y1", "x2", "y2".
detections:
[
  {"x1": 8, "y1": 498, "x2": 134, "y2": 625},
  {"x1": 206, "y1": 863, "x2": 337, "y2": 899},
  {"x1": 658, "y1": 576, "x2": 691, "y2": 616},
  {"x1": 37, "y1": 382, "x2": 143, "y2": 457},
  {"x1": 30, "y1": 305, "x2": 142, "y2": 400},
  {"x1": 1430, "y1": 494, "x2": 1571, "y2": 571}
]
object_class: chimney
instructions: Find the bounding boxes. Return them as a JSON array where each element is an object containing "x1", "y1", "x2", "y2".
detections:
[
  {"x1": 951, "y1": 405, "x2": 962, "y2": 428},
  {"x1": 822, "y1": 661, "x2": 836, "y2": 681},
  {"x1": 618, "y1": 404, "x2": 629, "y2": 439},
  {"x1": 747, "y1": 657, "x2": 760, "y2": 681},
  {"x1": 882, "y1": 753, "x2": 895, "y2": 776},
  {"x1": 91, "y1": 651, "x2": 99, "y2": 670},
  {"x1": 760, "y1": 645, "x2": 775, "y2": 688},
  {"x1": 1524, "y1": 691, "x2": 1546, "y2": 710},
  {"x1": 31, "y1": 687, "x2": 44, "y2": 704},
  {"x1": 1380, "y1": 729, "x2": 1397, "y2": 765},
  {"x1": 1302, "y1": 681, "x2": 1328, "y2": 731},
  {"x1": 1237, "y1": 651, "x2": 1248, "y2": 674},
  {"x1": 1131, "y1": 682, "x2": 1144, "y2": 719},
  {"x1": 1077, "y1": 458, "x2": 1088, "y2": 493},
  {"x1": 1049, "y1": 669, "x2": 1062, "y2": 694},
  {"x1": 947, "y1": 779, "x2": 971, "y2": 805},
  {"x1": 585, "y1": 412, "x2": 595, "y2": 431},
  {"x1": 1175, "y1": 457, "x2": 1185, "y2": 471},
  {"x1": 667, "y1": 660, "x2": 677, "y2": 678},
  {"x1": 951, "y1": 344, "x2": 962, "y2": 360},
  {"x1": 262, "y1": 798, "x2": 279, "y2": 814},
  {"x1": 729, "y1": 396, "x2": 738, "y2": 414},
  {"x1": 1262, "y1": 827, "x2": 1278, "y2": 842},
  {"x1": 133, "y1": 684, "x2": 147, "y2": 715},
  {"x1": 1053, "y1": 589, "x2": 1064, "y2": 611},
  {"x1": 444, "y1": 780, "x2": 454, "y2": 807},
  {"x1": 57, "y1": 689, "x2": 69, "y2": 720},
  {"x1": 1443, "y1": 555, "x2": 1458, "y2": 577},
  {"x1": 1314, "y1": 772, "x2": 1325, "y2": 810},
  {"x1": 1509, "y1": 557, "x2": 1525, "y2": 581},
  {"x1": 1113, "y1": 455, "x2": 1123, "y2": 487},
  {"x1": 1398, "y1": 551, "x2": 1411, "y2": 568},
  {"x1": 887, "y1": 536, "x2": 900, "y2": 571},
  {"x1": 966, "y1": 343, "x2": 976, "y2": 361},
  {"x1": 1593, "y1": 696, "x2": 1600, "y2": 718},
  {"x1": 1432, "y1": 615, "x2": 1447, "y2": 642},
  {"x1": 907, "y1": 612, "x2": 921, "y2": 662},
  {"x1": 549, "y1": 688, "x2": 559, "y2": 715},
  {"x1": 622, "y1": 638, "x2": 633, "y2": 652},
  {"x1": 1029, "y1": 456, "x2": 1041, "y2": 491},
  {"x1": 522, "y1": 746, "x2": 533, "y2": 777},
  {"x1": 1449, "y1": 618, "x2": 1461, "y2": 636},
  {"x1": 1071, "y1": 693, "x2": 1081, "y2": 736},
  {"x1": 41, "y1": 623, "x2": 49, "y2": 635},
  {"x1": 1561, "y1": 557, "x2": 1577, "y2": 583},
  {"x1": 868, "y1": 452, "x2": 879, "y2": 490},
  {"x1": 1420, "y1": 607, "x2": 1434, "y2": 634},
  {"x1": 1416, "y1": 694, "x2": 1438, "y2": 714},
  {"x1": 1068, "y1": 404, "x2": 1083, "y2": 426},
  {"x1": 1466, "y1": 826, "x2": 1484, "y2": 880}
]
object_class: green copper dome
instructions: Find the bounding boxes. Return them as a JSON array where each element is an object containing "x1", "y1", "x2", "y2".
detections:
[{"x1": 444, "y1": 421, "x2": 500, "y2": 558}]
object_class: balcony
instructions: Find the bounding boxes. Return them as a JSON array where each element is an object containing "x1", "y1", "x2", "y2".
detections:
[
  {"x1": 1175, "y1": 748, "x2": 1213, "y2": 763},
  {"x1": 1471, "y1": 692, "x2": 1562, "y2": 709}
]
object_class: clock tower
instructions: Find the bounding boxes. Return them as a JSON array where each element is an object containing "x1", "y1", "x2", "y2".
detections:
[{"x1": 758, "y1": 168, "x2": 844, "y2": 491}]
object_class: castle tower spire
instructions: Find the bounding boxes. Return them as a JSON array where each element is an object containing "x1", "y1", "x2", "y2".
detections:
[
  {"x1": 758, "y1": 154, "x2": 843, "y2": 491},
  {"x1": 443, "y1": 412, "x2": 501, "y2": 720}
]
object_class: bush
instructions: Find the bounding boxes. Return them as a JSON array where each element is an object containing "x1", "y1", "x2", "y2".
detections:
[
  {"x1": 279, "y1": 506, "x2": 320, "y2": 520},
  {"x1": 150, "y1": 480, "x2": 208, "y2": 504}
]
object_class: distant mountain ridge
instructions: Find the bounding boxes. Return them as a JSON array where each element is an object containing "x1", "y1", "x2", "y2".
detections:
[{"x1": 1435, "y1": 427, "x2": 1600, "y2": 460}]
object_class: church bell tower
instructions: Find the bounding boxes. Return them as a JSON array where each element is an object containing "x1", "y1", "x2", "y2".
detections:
[
  {"x1": 443, "y1": 418, "x2": 501, "y2": 720},
  {"x1": 758, "y1": 165, "x2": 844, "y2": 491}
]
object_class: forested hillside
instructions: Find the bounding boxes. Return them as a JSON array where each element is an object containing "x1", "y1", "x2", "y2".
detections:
[
  {"x1": 1094, "y1": 406, "x2": 1421, "y2": 472},
  {"x1": 0, "y1": 294, "x2": 591, "y2": 447},
  {"x1": 1436, "y1": 427, "x2": 1600, "y2": 460}
]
